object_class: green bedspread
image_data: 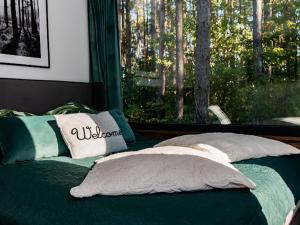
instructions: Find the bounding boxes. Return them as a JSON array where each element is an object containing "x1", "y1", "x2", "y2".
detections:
[{"x1": 0, "y1": 138, "x2": 299, "y2": 225}]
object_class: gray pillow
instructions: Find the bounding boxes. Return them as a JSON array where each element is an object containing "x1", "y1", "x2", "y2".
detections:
[
  {"x1": 71, "y1": 146, "x2": 255, "y2": 197},
  {"x1": 55, "y1": 112, "x2": 128, "y2": 159}
]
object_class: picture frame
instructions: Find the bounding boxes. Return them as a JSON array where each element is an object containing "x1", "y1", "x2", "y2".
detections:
[{"x1": 0, "y1": 0, "x2": 50, "y2": 68}]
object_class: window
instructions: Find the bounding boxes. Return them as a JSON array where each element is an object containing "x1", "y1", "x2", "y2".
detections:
[{"x1": 119, "y1": 0, "x2": 300, "y2": 126}]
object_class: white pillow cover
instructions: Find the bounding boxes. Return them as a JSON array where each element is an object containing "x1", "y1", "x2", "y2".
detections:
[
  {"x1": 154, "y1": 133, "x2": 300, "y2": 162},
  {"x1": 70, "y1": 146, "x2": 256, "y2": 197},
  {"x1": 55, "y1": 112, "x2": 127, "y2": 159}
]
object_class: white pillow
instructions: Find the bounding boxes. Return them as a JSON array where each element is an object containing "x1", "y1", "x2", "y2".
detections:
[
  {"x1": 55, "y1": 112, "x2": 127, "y2": 159},
  {"x1": 70, "y1": 146, "x2": 256, "y2": 197},
  {"x1": 154, "y1": 133, "x2": 300, "y2": 162}
]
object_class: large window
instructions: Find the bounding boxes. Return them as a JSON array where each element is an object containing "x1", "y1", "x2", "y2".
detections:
[{"x1": 119, "y1": 0, "x2": 300, "y2": 125}]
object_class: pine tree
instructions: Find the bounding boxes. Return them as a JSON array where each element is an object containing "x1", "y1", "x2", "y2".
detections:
[
  {"x1": 10, "y1": 0, "x2": 19, "y2": 39},
  {"x1": 125, "y1": 0, "x2": 133, "y2": 90},
  {"x1": 4, "y1": 0, "x2": 9, "y2": 27},
  {"x1": 253, "y1": 0, "x2": 263, "y2": 78},
  {"x1": 158, "y1": 0, "x2": 166, "y2": 101},
  {"x1": 175, "y1": 0, "x2": 184, "y2": 120},
  {"x1": 195, "y1": 0, "x2": 210, "y2": 124},
  {"x1": 30, "y1": 0, "x2": 38, "y2": 35}
]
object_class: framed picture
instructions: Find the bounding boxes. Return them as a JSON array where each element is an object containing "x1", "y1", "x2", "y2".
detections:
[{"x1": 0, "y1": 0, "x2": 50, "y2": 68}]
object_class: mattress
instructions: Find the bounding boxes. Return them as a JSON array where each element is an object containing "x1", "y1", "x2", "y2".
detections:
[{"x1": 0, "y1": 137, "x2": 299, "y2": 225}]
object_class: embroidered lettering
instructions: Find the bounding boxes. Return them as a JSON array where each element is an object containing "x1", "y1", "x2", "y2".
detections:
[{"x1": 71, "y1": 126, "x2": 122, "y2": 141}]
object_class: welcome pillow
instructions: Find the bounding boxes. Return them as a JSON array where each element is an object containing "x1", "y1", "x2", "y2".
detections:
[
  {"x1": 55, "y1": 112, "x2": 127, "y2": 159},
  {"x1": 47, "y1": 103, "x2": 136, "y2": 143}
]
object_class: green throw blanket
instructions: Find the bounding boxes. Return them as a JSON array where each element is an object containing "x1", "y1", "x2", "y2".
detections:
[{"x1": 0, "y1": 139, "x2": 299, "y2": 225}]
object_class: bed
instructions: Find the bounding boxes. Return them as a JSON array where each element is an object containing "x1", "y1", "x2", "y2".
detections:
[{"x1": 0, "y1": 78, "x2": 299, "y2": 225}]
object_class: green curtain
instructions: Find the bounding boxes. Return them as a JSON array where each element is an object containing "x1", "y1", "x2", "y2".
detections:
[{"x1": 88, "y1": 0, "x2": 123, "y2": 111}]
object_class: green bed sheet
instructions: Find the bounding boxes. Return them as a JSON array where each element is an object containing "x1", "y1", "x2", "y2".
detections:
[{"x1": 0, "y1": 138, "x2": 300, "y2": 225}]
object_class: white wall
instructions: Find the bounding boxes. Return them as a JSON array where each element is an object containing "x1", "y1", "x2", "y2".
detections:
[{"x1": 0, "y1": 0, "x2": 90, "y2": 82}]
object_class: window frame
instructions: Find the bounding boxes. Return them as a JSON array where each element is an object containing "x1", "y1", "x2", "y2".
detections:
[{"x1": 131, "y1": 123, "x2": 300, "y2": 137}]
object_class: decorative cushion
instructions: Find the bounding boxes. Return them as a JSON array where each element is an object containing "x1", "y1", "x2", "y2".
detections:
[
  {"x1": 0, "y1": 116, "x2": 69, "y2": 164},
  {"x1": 47, "y1": 103, "x2": 135, "y2": 143},
  {"x1": 155, "y1": 133, "x2": 300, "y2": 162},
  {"x1": 70, "y1": 146, "x2": 256, "y2": 197},
  {"x1": 55, "y1": 112, "x2": 128, "y2": 159},
  {"x1": 0, "y1": 109, "x2": 35, "y2": 118},
  {"x1": 109, "y1": 110, "x2": 135, "y2": 143},
  {"x1": 46, "y1": 102, "x2": 97, "y2": 115}
]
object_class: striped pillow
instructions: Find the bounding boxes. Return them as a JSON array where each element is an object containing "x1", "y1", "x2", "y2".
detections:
[{"x1": 0, "y1": 109, "x2": 34, "y2": 118}]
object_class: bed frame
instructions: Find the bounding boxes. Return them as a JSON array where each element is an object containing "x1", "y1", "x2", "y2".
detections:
[
  {"x1": 0, "y1": 77, "x2": 299, "y2": 225},
  {"x1": 0, "y1": 78, "x2": 106, "y2": 114},
  {"x1": 131, "y1": 123, "x2": 300, "y2": 149}
]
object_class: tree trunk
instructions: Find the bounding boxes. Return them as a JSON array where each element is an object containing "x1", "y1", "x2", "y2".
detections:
[
  {"x1": 120, "y1": 0, "x2": 126, "y2": 67},
  {"x1": 26, "y1": 6, "x2": 30, "y2": 32},
  {"x1": 150, "y1": 0, "x2": 157, "y2": 39},
  {"x1": 21, "y1": 0, "x2": 25, "y2": 31},
  {"x1": 158, "y1": 0, "x2": 166, "y2": 101},
  {"x1": 253, "y1": 0, "x2": 263, "y2": 78},
  {"x1": 18, "y1": 0, "x2": 21, "y2": 31},
  {"x1": 283, "y1": 1, "x2": 297, "y2": 79},
  {"x1": 4, "y1": 0, "x2": 9, "y2": 27},
  {"x1": 117, "y1": 0, "x2": 124, "y2": 65},
  {"x1": 167, "y1": 0, "x2": 176, "y2": 85},
  {"x1": 36, "y1": 0, "x2": 39, "y2": 19},
  {"x1": 117, "y1": 0, "x2": 121, "y2": 36},
  {"x1": 297, "y1": 50, "x2": 300, "y2": 80},
  {"x1": 30, "y1": 0, "x2": 38, "y2": 35},
  {"x1": 175, "y1": 0, "x2": 184, "y2": 120},
  {"x1": 144, "y1": 0, "x2": 150, "y2": 62},
  {"x1": 195, "y1": 0, "x2": 210, "y2": 124},
  {"x1": 147, "y1": 3, "x2": 150, "y2": 62},
  {"x1": 143, "y1": 0, "x2": 146, "y2": 52},
  {"x1": 264, "y1": 0, "x2": 272, "y2": 77},
  {"x1": 11, "y1": 0, "x2": 18, "y2": 39},
  {"x1": 136, "y1": 7, "x2": 143, "y2": 59},
  {"x1": 125, "y1": 0, "x2": 132, "y2": 89},
  {"x1": 149, "y1": 0, "x2": 157, "y2": 71},
  {"x1": 33, "y1": 0, "x2": 39, "y2": 31}
]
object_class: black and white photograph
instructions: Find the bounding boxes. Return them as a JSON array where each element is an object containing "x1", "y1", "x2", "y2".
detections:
[{"x1": 0, "y1": 0, "x2": 49, "y2": 68}]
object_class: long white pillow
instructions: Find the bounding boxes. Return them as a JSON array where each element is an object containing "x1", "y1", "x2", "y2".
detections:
[
  {"x1": 154, "y1": 133, "x2": 300, "y2": 162},
  {"x1": 70, "y1": 146, "x2": 256, "y2": 197},
  {"x1": 55, "y1": 112, "x2": 127, "y2": 159}
]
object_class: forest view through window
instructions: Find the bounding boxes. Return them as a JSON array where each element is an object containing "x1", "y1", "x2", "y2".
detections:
[{"x1": 119, "y1": 0, "x2": 300, "y2": 125}]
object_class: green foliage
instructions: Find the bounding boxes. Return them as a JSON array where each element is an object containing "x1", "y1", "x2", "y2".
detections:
[
  {"x1": 229, "y1": 81, "x2": 300, "y2": 124},
  {"x1": 121, "y1": 0, "x2": 300, "y2": 124},
  {"x1": 124, "y1": 72, "x2": 300, "y2": 124}
]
